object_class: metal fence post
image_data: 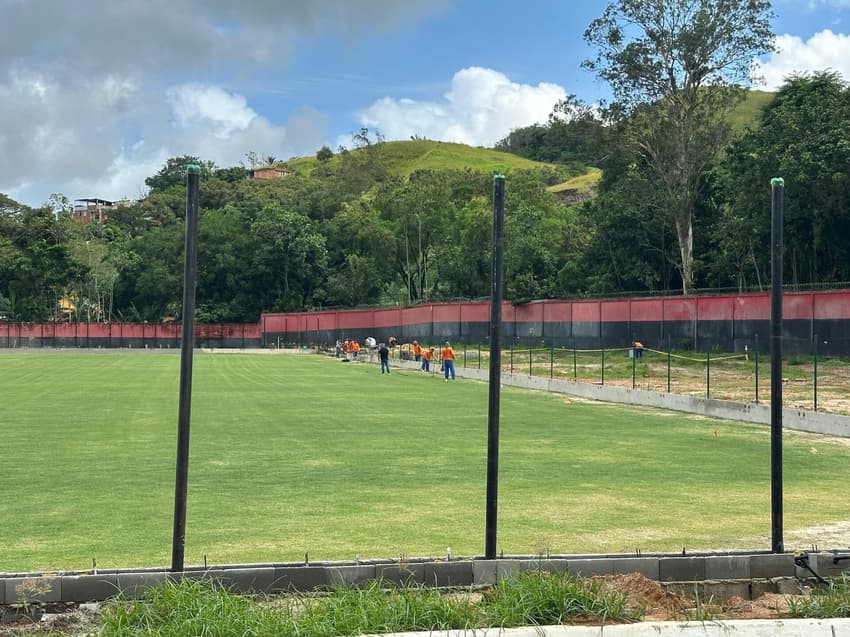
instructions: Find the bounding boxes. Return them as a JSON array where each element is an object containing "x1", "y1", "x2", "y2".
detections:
[
  {"x1": 573, "y1": 337, "x2": 577, "y2": 381},
  {"x1": 755, "y1": 333, "x2": 760, "y2": 403},
  {"x1": 667, "y1": 334, "x2": 671, "y2": 394},
  {"x1": 706, "y1": 351, "x2": 711, "y2": 399},
  {"x1": 813, "y1": 334, "x2": 818, "y2": 412},
  {"x1": 600, "y1": 336, "x2": 605, "y2": 386},
  {"x1": 550, "y1": 347, "x2": 554, "y2": 379},
  {"x1": 632, "y1": 347, "x2": 636, "y2": 389},
  {"x1": 528, "y1": 346, "x2": 532, "y2": 376}
]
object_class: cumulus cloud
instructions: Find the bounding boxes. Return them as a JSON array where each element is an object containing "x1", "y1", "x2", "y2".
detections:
[
  {"x1": 754, "y1": 30, "x2": 850, "y2": 90},
  {"x1": 805, "y1": 1, "x2": 850, "y2": 8},
  {"x1": 353, "y1": 67, "x2": 567, "y2": 148},
  {"x1": 0, "y1": 0, "x2": 446, "y2": 207}
]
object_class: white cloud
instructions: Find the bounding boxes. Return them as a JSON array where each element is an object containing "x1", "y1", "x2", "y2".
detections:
[
  {"x1": 805, "y1": 1, "x2": 850, "y2": 8},
  {"x1": 167, "y1": 84, "x2": 256, "y2": 139},
  {"x1": 754, "y1": 30, "x2": 850, "y2": 90},
  {"x1": 0, "y1": 0, "x2": 447, "y2": 207},
  {"x1": 354, "y1": 67, "x2": 567, "y2": 147}
]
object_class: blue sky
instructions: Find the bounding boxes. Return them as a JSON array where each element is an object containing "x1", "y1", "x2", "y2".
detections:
[{"x1": 2, "y1": 0, "x2": 849, "y2": 208}]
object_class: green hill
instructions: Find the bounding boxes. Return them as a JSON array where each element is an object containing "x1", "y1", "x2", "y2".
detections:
[
  {"x1": 542, "y1": 89, "x2": 775, "y2": 198},
  {"x1": 286, "y1": 139, "x2": 557, "y2": 177},
  {"x1": 727, "y1": 89, "x2": 774, "y2": 132},
  {"x1": 283, "y1": 90, "x2": 773, "y2": 199}
]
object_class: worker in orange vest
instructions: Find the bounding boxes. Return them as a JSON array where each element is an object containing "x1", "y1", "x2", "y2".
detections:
[
  {"x1": 441, "y1": 341, "x2": 456, "y2": 380},
  {"x1": 412, "y1": 340, "x2": 422, "y2": 362},
  {"x1": 421, "y1": 346, "x2": 434, "y2": 371}
]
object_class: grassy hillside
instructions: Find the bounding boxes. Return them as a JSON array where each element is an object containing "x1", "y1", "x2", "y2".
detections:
[
  {"x1": 543, "y1": 89, "x2": 775, "y2": 198},
  {"x1": 727, "y1": 89, "x2": 774, "y2": 132},
  {"x1": 283, "y1": 90, "x2": 773, "y2": 200},
  {"x1": 287, "y1": 139, "x2": 555, "y2": 177}
]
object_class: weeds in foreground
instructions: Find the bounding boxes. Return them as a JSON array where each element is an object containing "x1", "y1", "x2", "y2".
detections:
[
  {"x1": 786, "y1": 575, "x2": 850, "y2": 619},
  {"x1": 671, "y1": 586, "x2": 724, "y2": 622},
  {"x1": 100, "y1": 578, "x2": 290, "y2": 636},
  {"x1": 98, "y1": 572, "x2": 639, "y2": 636},
  {"x1": 483, "y1": 571, "x2": 640, "y2": 626}
]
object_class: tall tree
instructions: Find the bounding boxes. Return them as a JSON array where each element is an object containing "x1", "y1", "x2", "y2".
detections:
[
  {"x1": 584, "y1": 0, "x2": 774, "y2": 293},
  {"x1": 718, "y1": 72, "x2": 850, "y2": 287}
]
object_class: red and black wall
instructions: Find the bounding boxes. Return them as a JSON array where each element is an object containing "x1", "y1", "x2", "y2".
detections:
[
  {"x1": 261, "y1": 290, "x2": 850, "y2": 356},
  {"x1": 4, "y1": 290, "x2": 850, "y2": 355}
]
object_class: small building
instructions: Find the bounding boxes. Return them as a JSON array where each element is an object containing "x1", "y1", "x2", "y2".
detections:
[
  {"x1": 248, "y1": 166, "x2": 294, "y2": 180},
  {"x1": 72, "y1": 198, "x2": 133, "y2": 223}
]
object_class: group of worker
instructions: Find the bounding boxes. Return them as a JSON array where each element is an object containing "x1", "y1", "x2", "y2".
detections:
[
  {"x1": 335, "y1": 339, "x2": 362, "y2": 359},
  {"x1": 408, "y1": 339, "x2": 456, "y2": 380},
  {"x1": 340, "y1": 336, "x2": 456, "y2": 380}
]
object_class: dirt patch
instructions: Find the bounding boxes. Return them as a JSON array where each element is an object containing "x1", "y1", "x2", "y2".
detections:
[
  {"x1": 593, "y1": 573, "x2": 805, "y2": 622},
  {"x1": 0, "y1": 604, "x2": 100, "y2": 636}
]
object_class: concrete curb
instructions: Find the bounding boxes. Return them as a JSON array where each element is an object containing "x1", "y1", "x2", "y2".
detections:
[{"x1": 364, "y1": 619, "x2": 850, "y2": 636}]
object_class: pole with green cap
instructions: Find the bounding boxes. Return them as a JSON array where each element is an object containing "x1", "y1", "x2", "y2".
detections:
[
  {"x1": 171, "y1": 164, "x2": 201, "y2": 572},
  {"x1": 769, "y1": 176, "x2": 784, "y2": 554},
  {"x1": 485, "y1": 174, "x2": 505, "y2": 559}
]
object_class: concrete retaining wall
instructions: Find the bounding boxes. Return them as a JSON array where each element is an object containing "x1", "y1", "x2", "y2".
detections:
[
  {"x1": 5, "y1": 551, "x2": 845, "y2": 605},
  {"x1": 406, "y1": 361, "x2": 850, "y2": 438}
]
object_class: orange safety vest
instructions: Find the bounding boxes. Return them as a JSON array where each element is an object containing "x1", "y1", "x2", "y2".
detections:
[
  {"x1": 441, "y1": 346, "x2": 455, "y2": 361},
  {"x1": 423, "y1": 350, "x2": 433, "y2": 360},
  {"x1": 413, "y1": 343, "x2": 421, "y2": 356}
]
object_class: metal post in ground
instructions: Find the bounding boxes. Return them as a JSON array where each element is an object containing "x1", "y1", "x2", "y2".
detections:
[
  {"x1": 485, "y1": 174, "x2": 505, "y2": 560},
  {"x1": 770, "y1": 176, "x2": 785, "y2": 554},
  {"x1": 813, "y1": 334, "x2": 818, "y2": 412},
  {"x1": 573, "y1": 337, "x2": 577, "y2": 380},
  {"x1": 667, "y1": 334, "x2": 672, "y2": 393},
  {"x1": 755, "y1": 333, "x2": 760, "y2": 403},
  {"x1": 706, "y1": 351, "x2": 711, "y2": 399},
  {"x1": 632, "y1": 346, "x2": 636, "y2": 389},
  {"x1": 600, "y1": 336, "x2": 605, "y2": 385},
  {"x1": 171, "y1": 164, "x2": 201, "y2": 573},
  {"x1": 550, "y1": 347, "x2": 554, "y2": 379}
]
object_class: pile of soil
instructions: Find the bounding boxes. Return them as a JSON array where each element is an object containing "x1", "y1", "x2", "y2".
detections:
[{"x1": 593, "y1": 573, "x2": 802, "y2": 622}]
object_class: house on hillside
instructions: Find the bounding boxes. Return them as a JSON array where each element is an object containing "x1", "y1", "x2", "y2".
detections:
[
  {"x1": 248, "y1": 165, "x2": 294, "y2": 179},
  {"x1": 73, "y1": 198, "x2": 135, "y2": 223}
]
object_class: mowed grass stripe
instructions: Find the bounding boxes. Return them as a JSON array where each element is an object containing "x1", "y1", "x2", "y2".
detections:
[{"x1": 2, "y1": 351, "x2": 850, "y2": 572}]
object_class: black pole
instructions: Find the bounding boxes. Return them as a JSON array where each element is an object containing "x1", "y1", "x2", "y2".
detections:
[
  {"x1": 770, "y1": 177, "x2": 784, "y2": 554},
  {"x1": 755, "y1": 333, "x2": 760, "y2": 403},
  {"x1": 813, "y1": 334, "x2": 818, "y2": 412},
  {"x1": 171, "y1": 164, "x2": 201, "y2": 572},
  {"x1": 485, "y1": 175, "x2": 505, "y2": 559}
]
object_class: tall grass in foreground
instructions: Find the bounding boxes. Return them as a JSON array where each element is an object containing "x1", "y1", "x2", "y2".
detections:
[
  {"x1": 786, "y1": 575, "x2": 850, "y2": 619},
  {"x1": 99, "y1": 574, "x2": 639, "y2": 636}
]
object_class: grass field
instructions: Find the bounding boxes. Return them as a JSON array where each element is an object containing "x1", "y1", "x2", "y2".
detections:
[{"x1": 3, "y1": 350, "x2": 850, "y2": 573}]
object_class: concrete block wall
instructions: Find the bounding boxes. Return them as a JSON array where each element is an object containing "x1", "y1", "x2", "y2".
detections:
[{"x1": 2, "y1": 551, "x2": 840, "y2": 605}]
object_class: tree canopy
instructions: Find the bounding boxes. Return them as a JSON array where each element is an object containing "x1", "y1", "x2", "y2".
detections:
[{"x1": 583, "y1": 0, "x2": 775, "y2": 293}]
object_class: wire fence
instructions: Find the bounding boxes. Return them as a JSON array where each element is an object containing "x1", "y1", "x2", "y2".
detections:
[{"x1": 379, "y1": 335, "x2": 850, "y2": 416}]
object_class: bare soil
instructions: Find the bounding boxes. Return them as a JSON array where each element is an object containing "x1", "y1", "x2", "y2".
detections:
[{"x1": 593, "y1": 573, "x2": 803, "y2": 622}]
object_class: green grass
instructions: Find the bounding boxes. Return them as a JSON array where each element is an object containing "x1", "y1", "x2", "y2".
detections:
[
  {"x1": 3, "y1": 351, "x2": 850, "y2": 573},
  {"x1": 546, "y1": 167, "x2": 602, "y2": 194},
  {"x1": 786, "y1": 574, "x2": 850, "y2": 619},
  {"x1": 99, "y1": 574, "x2": 638, "y2": 636},
  {"x1": 727, "y1": 89, "x2": 774, "y2": 132},
  {"x1": 287, "y1": 140, "x2": 554, "y2": 177}
]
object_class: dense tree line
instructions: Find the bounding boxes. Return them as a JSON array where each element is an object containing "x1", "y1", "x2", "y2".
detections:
[
  {"x1": 2, "y1": 0, "x2": 849, "y2": 323},
  {"x1": 2, "y1": 70, "x2": 850, "y2": 323}
]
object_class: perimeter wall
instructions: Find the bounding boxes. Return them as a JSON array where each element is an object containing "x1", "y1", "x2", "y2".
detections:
[
  {"x1": 4, "y1": 290, "x2": 850, "y2": 355},
  {"x1": 262, "y1": 289, "x2": 850, "y2": 356}
]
